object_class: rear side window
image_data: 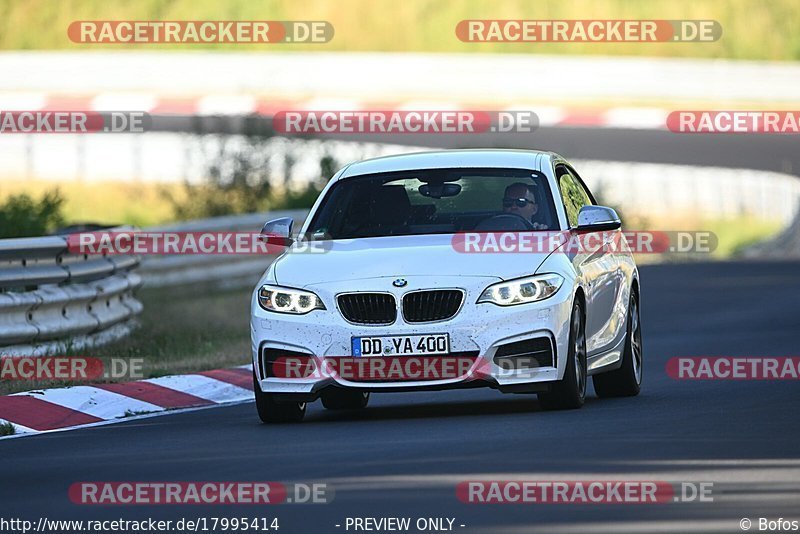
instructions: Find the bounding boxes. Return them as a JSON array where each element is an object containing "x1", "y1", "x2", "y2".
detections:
[{"x1": 556, "y1": 164, "x2": 592, "y2": 227}]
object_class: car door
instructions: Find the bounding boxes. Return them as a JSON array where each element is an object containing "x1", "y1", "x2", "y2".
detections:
[{"x1": 556, "y1": 164, "x2": 621, "y2": 356}]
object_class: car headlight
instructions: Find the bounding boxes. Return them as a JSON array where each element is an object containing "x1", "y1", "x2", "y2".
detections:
[
  {"x1": 477, "y1": 274, "x2": 564, "y2": 306},
  {"x1": 257, "y1": 284, "x2": 326, "y2": 314}
]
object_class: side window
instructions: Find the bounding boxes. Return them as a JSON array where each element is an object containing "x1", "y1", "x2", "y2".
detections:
[
  {"x1": 556, "y1": 165, "x2": 589, "y2": 227},
  {"x1": 566, "y1": 165, "x2": 595, "y2": 206}
]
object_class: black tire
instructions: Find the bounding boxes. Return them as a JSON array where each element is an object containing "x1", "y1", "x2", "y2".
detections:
[
  {"x1": 592, "y1": 290, "x2": 642, "y2": 397},
  {"x1": 321, "y1": 389, "x2": 370, "y2": 410},
  {"x1": 538, "y1": 300, "x2": 587, "y2": 410},
  {"x1": 253, "y1": 370, "x2": 306, "y2": 423}
]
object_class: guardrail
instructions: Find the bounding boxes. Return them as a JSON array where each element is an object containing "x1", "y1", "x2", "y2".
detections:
[
  {"x1": 137, "y1": 209, "x2": 308, "y2": 288},
  {"x1": 0, "y1": 232, "x2": 142, "y2": 356},
  {"x1": 744, "y1": 210, "x2": 800, "y2": 259}
]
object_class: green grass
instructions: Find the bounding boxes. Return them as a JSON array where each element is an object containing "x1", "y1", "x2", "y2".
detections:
[
  {"x1": 91, "y1": 283, "x2": 253, "y2": 377},
  {"x1": 0, "y1": 180, "x2": 186, "y2": 228},
  {"x1": 0, "y1": 178, "x2": 322, "y2": 230},
  {"x1": 705, "y1": 217, "x2": 783, "y2": 257},
  {"x1": 1, "y1": 0, "x2": 799, "y2": 60},
  {"x1": 0, "y1": 282, "x2": 252, "y2": 395},
  {"x1": 0, "y1": 421, "x2": 15, "y2": 436},
  {"x1": 630, "y1": 216, "x2": 783, "y2": 263}
]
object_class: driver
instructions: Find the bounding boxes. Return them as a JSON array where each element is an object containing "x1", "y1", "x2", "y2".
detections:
[{"x1": 502, "y1": 183, "x2": 548, "y2": 230}]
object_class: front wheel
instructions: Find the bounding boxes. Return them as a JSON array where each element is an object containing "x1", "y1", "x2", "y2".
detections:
[
  {"x1": 253, "y1": 370, "x2": 306, "y2": 423},
  {"x1": 538, "y1": 300, "x2": 587, "y2": 410},
  {"x1": 592, "y1": 290, "x2": 642, "y2": 397}
]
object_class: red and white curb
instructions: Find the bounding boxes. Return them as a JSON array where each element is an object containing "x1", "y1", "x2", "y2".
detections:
[
  {"x1": 0, "y1": 365, "x2": 254, "y2": 437},
  {"x1": 0, "y1": 92, "x2": 670, "y2": 130}
]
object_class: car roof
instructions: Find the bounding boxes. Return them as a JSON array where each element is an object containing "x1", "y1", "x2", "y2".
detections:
[{"x1": 338, "y1": 149, "x2": 561, "y2": 179}]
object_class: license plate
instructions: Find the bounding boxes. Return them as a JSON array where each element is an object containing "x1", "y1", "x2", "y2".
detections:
[{"x1": 352, "y1": 334, "x2": 450, "y2": 357}]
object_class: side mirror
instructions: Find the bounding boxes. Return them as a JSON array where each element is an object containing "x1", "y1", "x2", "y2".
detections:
[
  {"x1": 260, "y1": 217, "x2": 294, "y2": 246},
  {"x1": 576, "y1": 205, "x2": 621, "y2": 232},
  {"x1": 419, "y1": 182, "x2": 462, "y2": 198}
]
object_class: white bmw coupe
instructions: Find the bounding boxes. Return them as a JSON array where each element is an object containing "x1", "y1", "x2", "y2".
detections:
[{"x1": 251, "y1": 150, "x2": 642, "y2": 422}]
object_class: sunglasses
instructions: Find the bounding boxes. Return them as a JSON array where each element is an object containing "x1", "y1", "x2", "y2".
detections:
[{"x1": 503, "y1": 197, "x2": 536, "y2": 209}]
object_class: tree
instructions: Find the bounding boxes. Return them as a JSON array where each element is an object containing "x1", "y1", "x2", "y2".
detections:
[{"x1": 0, "y1": 190, "x2": 66, "y2": 238}]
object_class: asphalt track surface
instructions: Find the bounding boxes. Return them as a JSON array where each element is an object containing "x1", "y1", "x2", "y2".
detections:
[
  {"x1": 324, "y1": 128, "x2": 800, "y2": 174},
  {"x1": 1, "y1": 260, "x2": 799, "y2": 533},
  {"x1": 152, "y1": 116, "x2": 800, "y2": 173},
  {"x1": 2, "y1": 123, "x2": 799, "y2": 532}
]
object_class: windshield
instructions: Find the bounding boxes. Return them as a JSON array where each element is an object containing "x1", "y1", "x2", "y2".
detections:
[{"x1": 306, "y1": 167, "x2": 558, "y2": 239}]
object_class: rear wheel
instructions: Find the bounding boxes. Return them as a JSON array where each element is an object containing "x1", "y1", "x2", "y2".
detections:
[
  {"x1": 321, "y1": 389, "x2": 370, "y2": 410},
  {"x1": 538, "y1": 301, "x2": 587, "y2": 410},
  {"x1": 592, "y1": 290, "x2": 642, "y2": 397},
  {"x1": 253, "y1": 370, "x2": 306, "y2": 423}
]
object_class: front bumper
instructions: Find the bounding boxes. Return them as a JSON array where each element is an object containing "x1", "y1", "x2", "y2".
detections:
[{"x1": 250, "y1": 276, "x2": 574, "y2": 395}]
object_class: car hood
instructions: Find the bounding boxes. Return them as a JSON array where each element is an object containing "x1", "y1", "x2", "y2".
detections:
[{"x1": 272, "y1": 234, "x2": 552, "y2": 287}]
